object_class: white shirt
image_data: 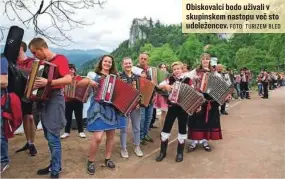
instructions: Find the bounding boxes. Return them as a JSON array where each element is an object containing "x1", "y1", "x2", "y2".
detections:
[
  {"x1": 158, "y1": 75, "x2": 185, "y2": 87},
  {"x1": 87, "y1": 71, "x2": 96, "y2": 80}
]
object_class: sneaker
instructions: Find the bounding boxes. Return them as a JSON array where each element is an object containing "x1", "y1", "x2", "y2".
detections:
[
  {"x1": 15, "y1": 142, "x2": 29, "y2": 153},
  {"x1": 87, "y1": 161, "x2": 95, "y2": 175},
  {"x1": 50, "y1": 174, "x2": 59, "y2": 179},
  {"x1": 140, "y1": 139, "x2": 147, "y2": 145},
  {"x1": 134, "y1": 146, "x2": 143, "y2": 157},
  {"x1": 79, "y1": 132, "x2": 86, "y2": 138},
  {"x1": 105, "y1": 159, "x2": 116, "y2": 170},
  {"x1": 120, "y1": 148, "x2": 129, "y2": 158},
  {"x1": 1, "y1": 163, "x2": 10, "y2": 173},
  {"x1": 37, "y1": 165, "x2": 62, "y2": 175},
  {"x1": 144, "y1": 135, "x2": 154, "y2": 142},
  {"x1": 29, "y1": 144, "x2": 38, "y2": 156},
  {"x1": 60, "y1": 133, "x2": 70, "y2": 139}
]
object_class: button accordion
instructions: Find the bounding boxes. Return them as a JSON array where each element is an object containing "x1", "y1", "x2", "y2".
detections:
[
  {"x1": 95, "y1": 74, "x2": 140, "y2": 116},
  {"x1": 64, "y1": 78, "x2": 76, "y2": 98},
  {"x1": 64, "y1": 77, "x2": 92, "y2": 103},
  {"x1": 147, "y1": 67, "x2": 168, "y2": 85},
  {"x1": 200, "y1": 72, "x2": 234, "y2": 105},
  {"x1": 24, "y1": 60, "x2": 58, "y2": 101},
  {"x1": 137, "y1": 77, "x2": 156, "y2": 107},
  {"x1": 168, "y1": 81, "x2": 205, "y2": 115}
]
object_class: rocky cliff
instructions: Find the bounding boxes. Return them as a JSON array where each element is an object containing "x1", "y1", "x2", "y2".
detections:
[{"x1": 129, "y1": 17, "x2": 151, "y2": 47}]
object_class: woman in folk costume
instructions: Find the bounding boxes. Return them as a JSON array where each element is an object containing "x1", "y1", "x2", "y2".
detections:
[
  {"x1": 185, "y1": 53, "x2": 223, "y2": 152},
  {"x1": 155, "y1": 61, "x2": 201, "y2": 162}
]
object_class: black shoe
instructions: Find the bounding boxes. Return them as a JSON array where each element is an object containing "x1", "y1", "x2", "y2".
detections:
[
  {"x1": 144, "y1": 135, "x2": 154, "y2": 142},
  {"x1": 105, "y1": 159, "x2": 116, "y2": 170},
  {"x1": 37, "y1": 166, "x2": 50, "y2": 175},
  {"x1": 50, "y1": 174, "x2": 59, "y2": 179},
  {"x1": 156, "y1": 140, "x2": 168, "y2": 162},
  {"x1": 221, "y1": 111, "x2": 228, "y2": 115},
  {"x1": 87, "y1": 161, "x2": 95, "y2": 175},
  {"x1": 15, "y1": 142, "x2": 29, "y2": 153},
  {"x1": 150, "y1": 125, "x2": 158, "y2": 129},
  {"x1": 203, "y1": 143, "x2": 212, "y2": 152},
  {"x1": 140, "y1": 139, "x2": 147, "y2": 145},
  {"x1": 37, "y1": 165, "x2": 62, "y2": 175},
  {"x1": 29, "y1": 144, "x2": 37, "y2": 156},
  {"x1": 175, "y1": 142, "x2": 185, "y2": 162}
]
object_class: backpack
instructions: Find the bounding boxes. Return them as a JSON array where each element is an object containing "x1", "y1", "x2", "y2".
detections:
[
  {"x1": 1, "y1": 91, "x2": 23, "y2": 139},
  {"x1": 7, "y1": 61, "x2": 28, "y2": 99}
]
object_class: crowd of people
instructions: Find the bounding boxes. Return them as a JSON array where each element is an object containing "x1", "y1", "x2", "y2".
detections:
[{"x1": 1, "y1": 37, "x2": 284, "y2": 178}]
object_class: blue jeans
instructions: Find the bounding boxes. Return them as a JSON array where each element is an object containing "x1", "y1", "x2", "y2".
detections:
[
  {"x1": 1, "y1": 131, "x2": 9, "y2": 165},
  {"x1": 120, "y1": 109, "x2": 141, "y2": 148},
  {"x1": 140, "y1": 104, "x2": 154, "y2": 139},
  {"x1": 258, "y1": 83, "x2": 263, "y2": 96},
  {"x1": 43, "y1": 125, "x2": 62, "y2": 175},
  {"x1": 235, "y1": 83, "x2": 241, "y2": 98}
]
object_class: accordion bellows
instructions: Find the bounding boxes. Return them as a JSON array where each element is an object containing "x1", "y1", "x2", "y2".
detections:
[
  {"x1": 169, "y1": 81, "x2": 205, "y2": 115},
  {"x1": 64, "y1": 78, "x2": 76, "y2": 98},
  {"x1": 95, "y1": 74, "x2": 140, "y2": 116},
  {"x1": 137, "y1": 78, "x2": 156, "y2": 107},
  {"x1": 64, "y1": 77, "x2": 91, "y2": 103},
  {"x1": 200, "y1": 72, "x2": 235, "y2": 105},
  {"x1": 25, "y1": 60, "x2": 57, "y2": 101}
]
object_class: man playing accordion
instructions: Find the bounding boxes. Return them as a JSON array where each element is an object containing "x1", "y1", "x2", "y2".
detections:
[{"x1": 28, "y1": 38, "x2": 72, "y2": 178}]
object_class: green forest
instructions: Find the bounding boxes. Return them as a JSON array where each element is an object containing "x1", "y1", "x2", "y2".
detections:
[{"x1": 79, "y1": 20, "x2": 285, "y2": 76}]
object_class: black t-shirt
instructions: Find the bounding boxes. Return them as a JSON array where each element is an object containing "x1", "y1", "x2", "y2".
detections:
[{"x1": 119, "y1": 71, "x2": 140, "y2": 89}]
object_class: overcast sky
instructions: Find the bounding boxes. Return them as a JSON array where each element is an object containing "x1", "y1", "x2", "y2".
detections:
[{"x1": 0, "y1": 0, "x2": 181, "y2": 52}]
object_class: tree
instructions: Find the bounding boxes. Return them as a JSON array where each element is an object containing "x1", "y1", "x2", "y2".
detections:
[
  {"x1": 154, "y1": 20, "x2": 161, "y2": 28},
  {"x1": 140, "y1": 43, "x2": 154, "y2": 53},
  {"x1": 0, "y1": 0, "x2": 105, "y2": 45},
  {"x1": 148, "y1": 44, "x2": 177, "y2": 67},
  {"x1": 268, "y1": 34, "x2": 285, "y2": 69},
  {"x1": 178, "y1": 34, "x2": 203, "y2": 67},
  {"x1": 149, "y1": 18, "x2": 153, "y2": 28},
  {"x1": 207, "y1": 43, "x2": 231, "y2": 66}
]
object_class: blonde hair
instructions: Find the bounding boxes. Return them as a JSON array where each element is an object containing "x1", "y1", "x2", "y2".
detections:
[
  {"x1": 171, "y1": 61, "x2": 183, "y2": 68},
  {"x1": 28, "y1": 37, "x2": 48, "y2": 49}
]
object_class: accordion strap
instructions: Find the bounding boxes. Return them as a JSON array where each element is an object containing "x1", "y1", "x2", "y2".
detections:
[
  {"x1": 205, "y1": 100, "x2": 215, "y2": 123},
  {"x1": 46, "y1": 66, "x2": 55, "y2": 89},
  {"x1": 205, "y1": 101, "x2": 211, "y2": 123}
]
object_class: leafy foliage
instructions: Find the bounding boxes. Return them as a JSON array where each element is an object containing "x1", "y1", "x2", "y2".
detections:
[{"x1": 79, "y1": 19, "x2": 285, "y2": 76}]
